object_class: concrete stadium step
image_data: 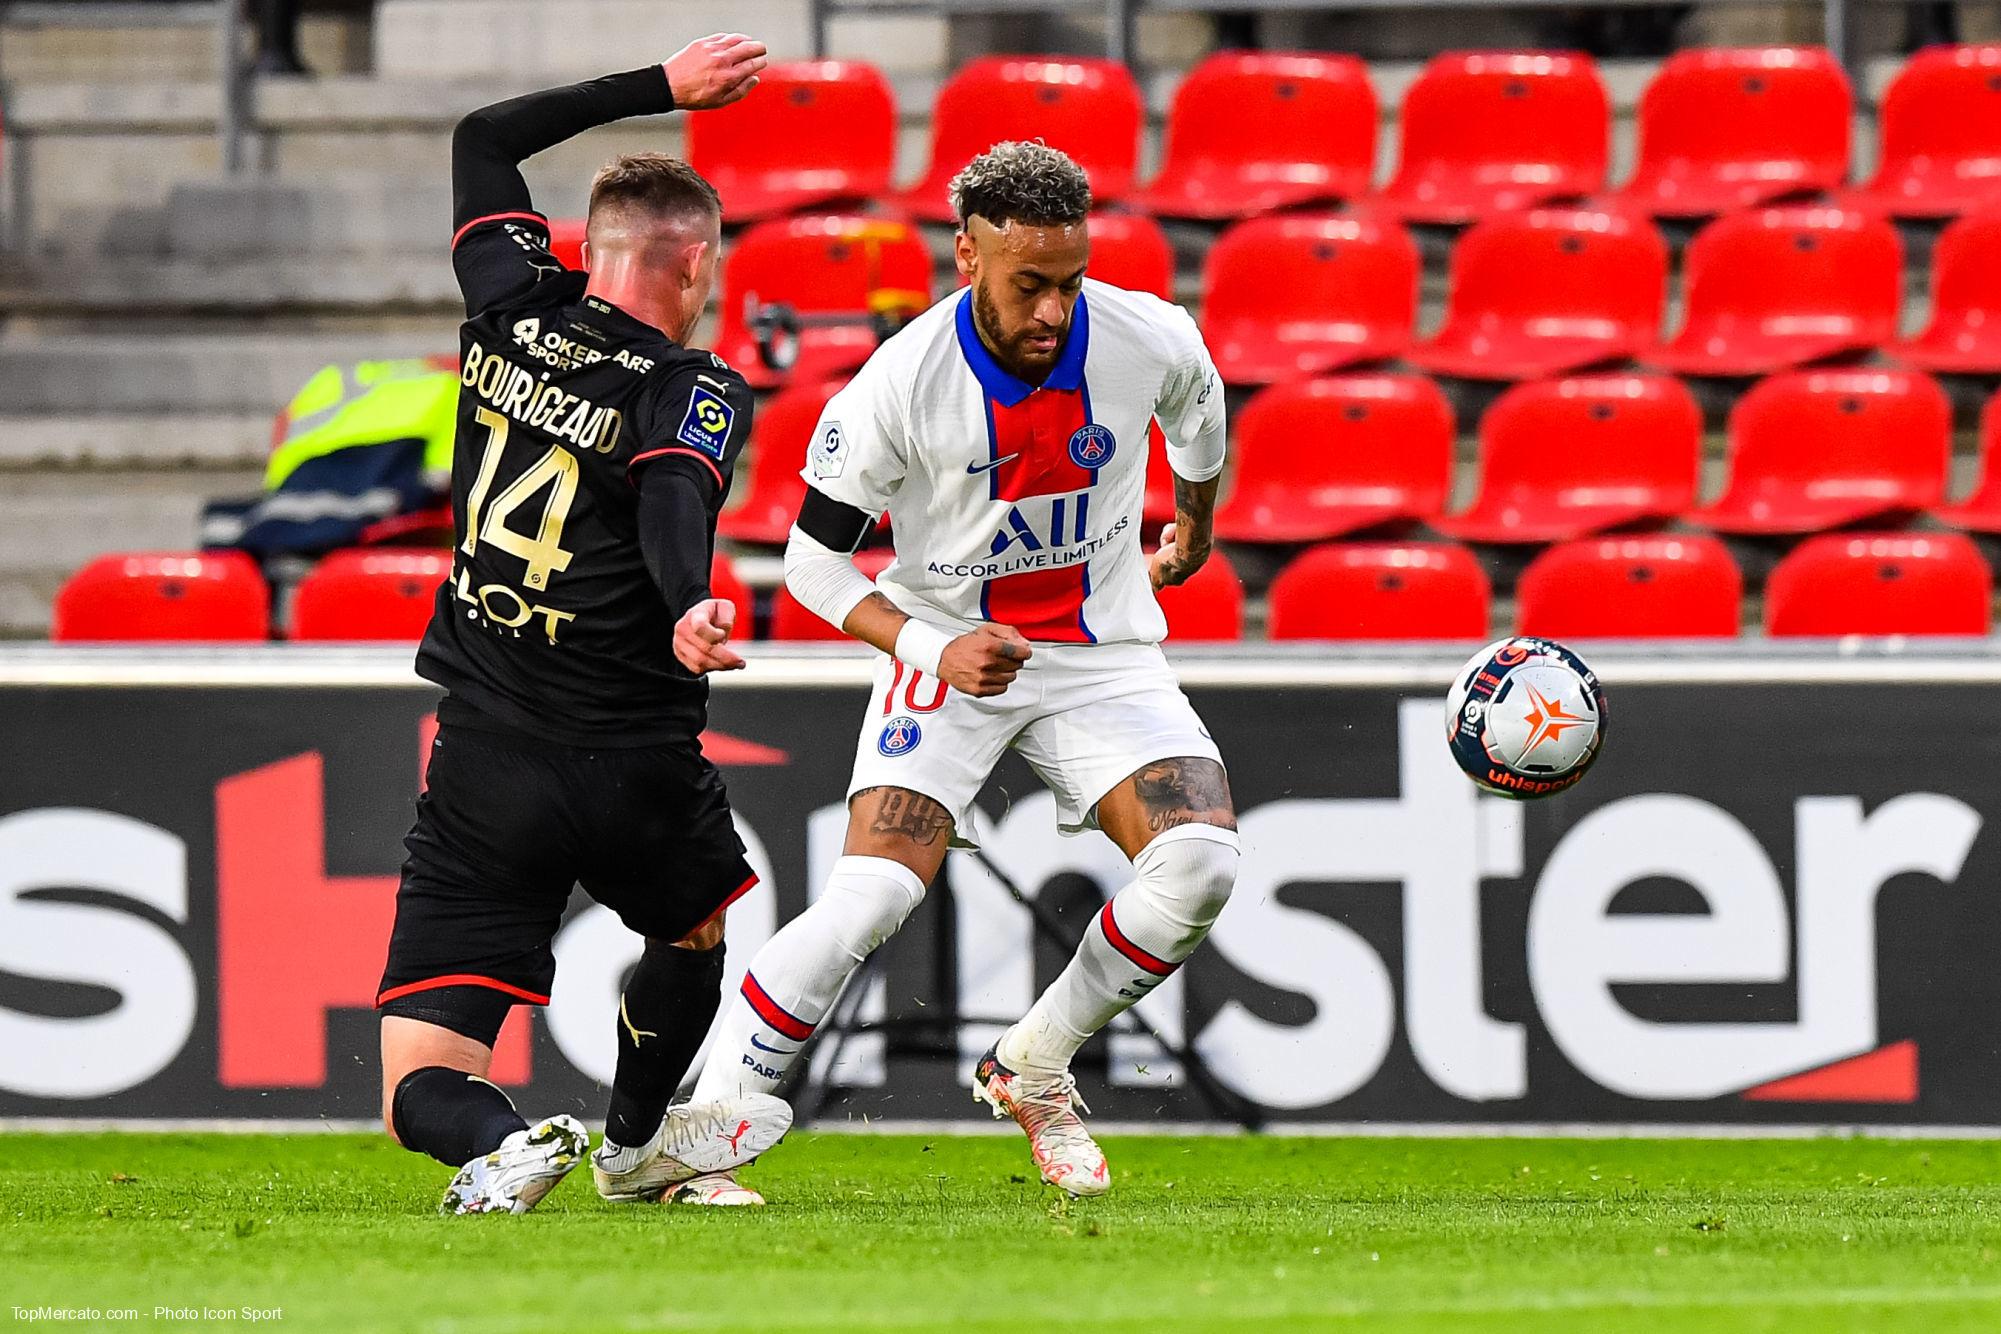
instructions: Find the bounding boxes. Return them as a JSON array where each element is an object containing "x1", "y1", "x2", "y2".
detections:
[
  {"x1": 0, "y1": 2, "x2": 367, "y2": 84},
  {"x1": 0, "y1": 255, "x2": 464, "y2": 317},
  {"x1": 0, "y1": 413, "x2": 273, "y2": 469},
  {"x1": 0, "y1": 330, "x2": 456, "y2": 414},
  {"x1": 0, "y1": 465, "x2": 266, "y2": 636},
  {"x1": 164, "y1": 176, "x2": 453, "y2": 258}
]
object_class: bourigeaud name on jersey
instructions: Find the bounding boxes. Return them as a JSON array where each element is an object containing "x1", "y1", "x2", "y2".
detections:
[
  {"x1": 927, "y1": 498, "x2": 1130, "y2": 582},
  {"x1": 461, "y1": 340, "x2": 624, "y2": 454}
]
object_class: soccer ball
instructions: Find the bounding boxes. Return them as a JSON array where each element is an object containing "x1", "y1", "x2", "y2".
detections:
[{"x1": 1443, "y1": 637, "x2": 1607, "y2": 799}]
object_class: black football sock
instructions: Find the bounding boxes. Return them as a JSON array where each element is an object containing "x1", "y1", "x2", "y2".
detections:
[
  {"x1": 390, "y1": 1066, "x2": 528, "y2": 1167},
  {"x1": 604, "y1": 940, "x2": 727, "y2": 1148}
]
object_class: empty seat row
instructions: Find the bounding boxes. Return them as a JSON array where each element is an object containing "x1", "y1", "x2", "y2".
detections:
[
  {"x1": 725, "y1": 371, "x2": 2000, "y2": 551},
  {"x1": 680, "y1": 46, "x2": 2001, "y2": 228},
  {"x1": 1261, "y1": 532, "x2": 1993, "y2": 639},
  {"x1": 1205, "y1": 203, "x2": 2001, "y2": 384},
  {"x1": 49, "y1": 531, "x2": 1995, "y2": 644},
  {"x1": 706, "y1": 203, "x2": 2001, "y2": 390}
]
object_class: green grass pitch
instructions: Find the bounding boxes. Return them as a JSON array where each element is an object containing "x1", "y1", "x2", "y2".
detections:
[{"x1": 4, "y1": 1132, "x2": 2001, "y2": 1332}]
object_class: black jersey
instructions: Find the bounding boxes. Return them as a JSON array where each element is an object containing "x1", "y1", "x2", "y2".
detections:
[{"x1": 415, "y1": 210, "x2": 753, "y2": 747}]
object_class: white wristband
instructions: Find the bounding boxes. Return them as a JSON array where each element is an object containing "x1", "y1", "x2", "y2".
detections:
[{"x1": 893, "y1": 619, "x2": 954, "y2": 679}]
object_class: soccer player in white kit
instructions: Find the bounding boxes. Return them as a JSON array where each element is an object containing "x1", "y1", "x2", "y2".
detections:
[{"x1": 673, "y1": 141, "x2": 1238, "y2": 1201}]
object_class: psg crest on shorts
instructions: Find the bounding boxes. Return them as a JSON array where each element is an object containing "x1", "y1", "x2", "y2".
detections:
[
  {"x1": 1067, "y1": 423, "x2": 1116, "y2": 470},
  {"x1": 877, "y1": 715, "x2": 923, "y2": 757}
]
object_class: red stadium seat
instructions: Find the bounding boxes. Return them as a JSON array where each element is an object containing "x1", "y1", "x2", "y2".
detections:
[
  {"x1": 1380, "y1": 51, "x2": 1610, "y2": 224},
  {"x1": 1409, "y1": 208, "x2": 1666, "y2": 381},
  {"x1": 1202, "y1": 214, "x2": 1418, "y2": 385},
  {"x1": 686, "y1": 61, "x2": 896, "y2": 223},
  {"x1": 1517, "y1": 536, "x2": 1743, "y2": 638},
  {"x1": 291, "y1": 549, "x2": 448, "y2": 641},
  {"x1": 52, "y1": 551, "x2": 268, "y2": 642},
  {"x1": 1137, "y1": 51, "x2": 1377, "y2": 219},
  {"x1": 1892, "y1": 207, "x2": 2001, "y2": 373},
  {"x1": 1853, "y1": 44, "x2": 2001, "y2": 218},
  {"x1": 546, "y1": 219, "x2": 586, "y2": 272},
  {"x1": 711, "y1": 215, "x2": 933, "y2": 388},
  {"x1": 1156, "y1": 550, "x2": 1245, "y2": 641},
  {"x1": 1650, "y1": 206, "x2": 1901, "y2": 375},
  {"x1": 1436, "y1": 374, "x2": 1701, "y2": 543},
  {"x1": 1691, "y1": 369, "x2": 1951, "y2": 534},
  {"x1": 1616, "y1": 47, "x2": 1851, "y2": 218},
  {"x1": 770, "y1": 548, "x2": 894, "y2": 640},
  {"x1": 1085, "y1": 213, "x2": 1174, "y2": 299},
  {"x1": 1932, "y1": 389, "x2": 2001, "y2": 531},
  {"x1": 1215, "y1": 375, "x2": 1454, "y2": 542},
  {"x1": 1766, "y1": 531, "x2": 1992, "y2": 636},
  {"x1": 1266, "y1": 543, "x2": 1491, "y2": 640},
  {"x1": 892, "y1": 57, "x2": 1143, "y2": 221},
  {"x1": 720, "y1": 378, "x2": 846, "y2": 545}
]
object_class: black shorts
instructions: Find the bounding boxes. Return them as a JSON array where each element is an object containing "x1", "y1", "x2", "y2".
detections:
[{"x1": 376, "y1": 712, "x2": 757, "y2": 1022}]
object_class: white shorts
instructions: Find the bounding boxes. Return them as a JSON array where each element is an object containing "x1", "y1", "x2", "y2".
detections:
[{"x1": 845, "y1": 641, "x2": 1223, "y2": 847}]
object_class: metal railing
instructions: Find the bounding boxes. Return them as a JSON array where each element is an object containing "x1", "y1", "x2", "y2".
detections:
[{"x1": 0, "y1": 1, "x2": 249, "y2": 175}]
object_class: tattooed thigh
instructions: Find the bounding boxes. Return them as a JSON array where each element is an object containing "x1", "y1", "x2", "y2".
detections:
[
  {"x1": 851, "y1": 786, "x2": 955, "y2": 848},
  {"x1": 1130, "y1": 757, "x2": 1236, "y2": 834}
]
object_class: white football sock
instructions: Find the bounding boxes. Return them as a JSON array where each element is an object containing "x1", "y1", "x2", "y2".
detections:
[
  {"x1": 691, "y1": 855, "x2": 927, "y2": 1101},
  {"x1": 999, "y1": 824, "x2": 1239, "y2": 1077}
]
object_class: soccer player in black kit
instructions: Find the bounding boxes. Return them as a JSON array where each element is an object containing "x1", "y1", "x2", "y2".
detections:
[{"x1": 374, "y1": 33, "x2": 793, "y2": 1215}]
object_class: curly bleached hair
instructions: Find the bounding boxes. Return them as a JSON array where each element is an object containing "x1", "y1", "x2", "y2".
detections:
[{"x1": 949, "y1": 140, "x2": 1093, "y2": 229}]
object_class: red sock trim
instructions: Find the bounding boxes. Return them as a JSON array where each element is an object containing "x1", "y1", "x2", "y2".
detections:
[
  {"x1": 1097, "y1": 902, "x2": 1177, "y2": 977},
  {"x1": 741, "y1": 971, "x2": 815, "y2": 1041},
  {"x1": 376, "y1": 974, "x2": 550, "y2": 1008}
]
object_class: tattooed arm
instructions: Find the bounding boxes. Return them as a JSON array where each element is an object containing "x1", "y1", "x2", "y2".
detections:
[{"x1": 1148, "y1": 472, "x2": 1220, "y2": 592}]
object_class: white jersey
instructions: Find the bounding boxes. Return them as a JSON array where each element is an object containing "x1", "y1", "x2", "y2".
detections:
[{"x1": 801, "y1": 279, "x2": 1226, "y2": 645}]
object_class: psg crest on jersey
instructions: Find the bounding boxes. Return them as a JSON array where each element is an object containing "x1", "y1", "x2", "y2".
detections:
[
  {"x1": 1067, "y1": 423, "x2": 1116, "y2": 470},
  {"x1": 877, "y1": 715, "x2": 923, "y2": 757}
]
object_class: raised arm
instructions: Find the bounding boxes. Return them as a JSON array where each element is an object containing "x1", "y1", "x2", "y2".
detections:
[{"x1": 452, "y1": 34, "x2": 768, "y2": 229}]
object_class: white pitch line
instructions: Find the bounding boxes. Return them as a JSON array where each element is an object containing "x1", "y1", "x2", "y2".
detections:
[{"x1": 4, "y1": 1118, "x2": 2001, "y2": 1139}]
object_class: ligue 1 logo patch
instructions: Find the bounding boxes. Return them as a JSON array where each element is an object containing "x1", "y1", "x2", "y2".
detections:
[
  {"x1": 676, "y1": 385, "x2": 736, "y2": 459},
  {"x1": 1067, "y1": 423, "x2": 1115, "y2": 470},
  {"x1": 877, "y1": 715, "x2": 922, "y2": 757}
]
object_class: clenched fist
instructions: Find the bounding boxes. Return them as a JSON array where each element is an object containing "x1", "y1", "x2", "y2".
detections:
[
  {"x1": 675, "y1": 598, "x2": 746, "y2": 675},
  {"x1": 938, "y1": 623, "x2": 1032, "y2": 697},
  {"x1": 664, "y1": 33, "x2": 768, "y2": 110}
]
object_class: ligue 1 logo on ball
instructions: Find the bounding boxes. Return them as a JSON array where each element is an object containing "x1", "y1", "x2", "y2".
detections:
[{"x1": 1067, "y1": 423, "x2": 1115, "y2": 470}]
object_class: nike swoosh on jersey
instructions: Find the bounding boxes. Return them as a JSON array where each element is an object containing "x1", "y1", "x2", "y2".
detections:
[
  {"x1": 749, "y1": 1034, "x2": 798, "y2": 1056},
  {"x1": 964, "y1": 453, "x2": 1021, "y2": 477}
]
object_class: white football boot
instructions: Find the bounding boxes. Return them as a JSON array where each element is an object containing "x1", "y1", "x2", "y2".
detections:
[
  {"x1": 973, "y1": 1044, "x2": 1111, "y2": 1197},
  {"x1": 665, "y1": 1170, "x2": 767, "y2": 1206},
  {"x1": 439, "y1": 1113, "x2": 590, "y2": 1215},
  {"x1": 592, "y1": 1092, "x2": 793, "y2": 1204}
]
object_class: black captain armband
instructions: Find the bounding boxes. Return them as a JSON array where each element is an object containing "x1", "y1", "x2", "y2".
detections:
[{"x1": 796, "y1": 488, "x2": 874, "y2": 555}]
